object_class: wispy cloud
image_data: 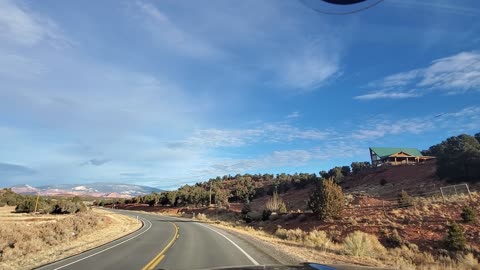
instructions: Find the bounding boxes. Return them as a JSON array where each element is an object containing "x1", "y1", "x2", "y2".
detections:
[
  {"x1": 133, "y1": 1, "x2": 344, "y2": 92},
  {"x1": 286, "y1": 111, "x2": 301, "y2": 119},
  {"x1": 274, "y1": 39, "x2": 341, "y2": 91},
  {"x1": 419, "y1": 52, "x2": 480, "y2": 93},
  {"x1": 356, "y1": 51, "x2": 480, "y2": 100},
  {"x1": 175, "y1": 123, "x2": 333, "y2": 149},
  {"x1": 0, "y1": 162, "x2": 36, "y2": 177},
  {"x1": 354, "y1": 90, "x2": 420, "y2": 100},
  {"x1": 82, "y1": 158, "x2": 110, "y2": 166},
  {"x1": 197, "y1": 142, "x2": 365, "y2": 178},
  {"x1": 351, "y1": 106, "x2": 480, "y2": 140},
  {"x1": 0, "y1": 0, "x2": 66, "y2": 47},
  {"x1": 133, "y1": 1, "x2": 221, "y2": 59}
]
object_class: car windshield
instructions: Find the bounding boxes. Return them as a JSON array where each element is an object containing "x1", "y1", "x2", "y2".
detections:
[{"x1": 1, "y1": 1, "x2": 479, "y2": 270}]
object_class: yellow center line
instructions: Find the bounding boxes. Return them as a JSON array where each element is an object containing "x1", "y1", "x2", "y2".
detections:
[{"x1": 141, "y1": 222, "x2": 179, "y2": 270}]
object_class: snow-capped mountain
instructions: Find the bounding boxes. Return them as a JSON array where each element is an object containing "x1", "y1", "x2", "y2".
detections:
[
  {"x1": 10, "y1": 182, "x2": 163, "y2": 198},
  {"x1": 9, "y1": 184, "x2": 39, "y2": 194}
]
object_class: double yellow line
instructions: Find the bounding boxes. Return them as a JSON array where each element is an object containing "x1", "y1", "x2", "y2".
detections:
[{"x1": 141, "y1": 222, "x2": 179, "y2": 270}]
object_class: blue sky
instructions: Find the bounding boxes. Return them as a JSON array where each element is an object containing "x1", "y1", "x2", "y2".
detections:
[{"x1": 0, "y1": 0, "x2": 479, "y2": 189}]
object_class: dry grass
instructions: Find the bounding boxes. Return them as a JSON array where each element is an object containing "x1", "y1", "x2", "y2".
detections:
[
  {"x1": 0, "y1": 206, "x2": 141, "y2": 270},
  {"x1": 196, "y1": 212, "x2": 480, "y2": 270},
  {"x1": 212, "y1": 221, "x2": 383, "y2": 267},
  {"x1": 194, "y1": 213, "x2": 208, "y2": 221},
  {"x1": 343, "y1": 231, "x2": 386, "y2": 258}
]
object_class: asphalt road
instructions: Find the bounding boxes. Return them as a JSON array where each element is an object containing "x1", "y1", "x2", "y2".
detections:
[{"x1": 36, "y1": 209, "x2": 279, "y2": 270}]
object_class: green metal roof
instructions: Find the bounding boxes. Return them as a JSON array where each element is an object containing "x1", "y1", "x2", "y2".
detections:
[{"x1": 369, "y1": 147, "x2": 423, "y2": 158}]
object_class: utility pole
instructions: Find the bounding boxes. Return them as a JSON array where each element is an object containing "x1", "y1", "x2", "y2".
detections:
[
  {"x1": 209, "y1": 184, "x2": 212, "y2": 206},
  {"x1": 34, "y1": 193, "x2": 40, "y2": 213}
]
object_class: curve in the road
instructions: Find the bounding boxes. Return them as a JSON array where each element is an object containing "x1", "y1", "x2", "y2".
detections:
[
  {"x1": 37, "y1": 210, "x2": 279, "y2": 270},
  {"x1": 141, "y1": 222, "x2": 179, "y2": 270}
]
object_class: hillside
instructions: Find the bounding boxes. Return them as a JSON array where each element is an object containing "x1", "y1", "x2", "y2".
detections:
[
  {"x1": 342, "y1": 161, "x2": 445, "y2": 197},
  {"x1": 245, "y1": 161, "x2": 479, "y2": 213},
  {"x1": 119, "y1": 161, "x2": 480, "y2": 267},
  {"x1": 9, "y1": 182, "x2": 162, "y2": 198}
]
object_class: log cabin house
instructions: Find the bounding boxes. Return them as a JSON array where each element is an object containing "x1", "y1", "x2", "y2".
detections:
[{"x1": 369, "y1": 147, "x2": 435, "y2": 166}]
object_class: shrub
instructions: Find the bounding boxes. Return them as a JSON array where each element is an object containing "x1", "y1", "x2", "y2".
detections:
[
  {"x1": 461, "y1": 206, "x2": 477, "y2": 223},
  {"x1": 247, "y1": 211, "x2": 262, "y2": 222},
  {"x1": 278, "y1": 202, "x2": 287, "y2": 214},
  {"x1": 265, "y1": 191, "x2": 287, "y2": 214},
  {"x1": 275, "y1": 228, "x2": 331, "y2": 250},
  {"x1": 285, "y1": 228, "x2": 306, "y2": 241},
  {"x1": 51, "y1": 200, "x2": 87, "y2": 214},
  {"x1": 444, "y1": 222, "x2": 466, "y2": 251},
  {"x1": 0, "y1": 201, "x2": 5, "y2": 207},
  {"x1": 195, "y1": 213, "x2": 207, "y2": 221},
  {"x1": 457, "y1": 253, "x2": 479, "y2": 269},
  {"x1": 397, "y1": 190, "x2": 413, "y2": 207},
  {"x1": 304, "y1": 229, "x2": 331, "y2": 250},
  {"x1": 275, "y1": 228, "x2": 288, "y2": 239},
  {"x1": 307, "y1": 179, "x2": 344, "y2": 221},
  {"x1": 275, "y1": 228, "x2": 306, "y2": 241},
  {"x1": 0, "y1": 188, "x2": 22, "y2": 206},
  {"x1": 241, "y1": 203, "x2": 251, "y2": 215},
  {"x1": 15, "y1": 197, "x2": 52, "y2": 214},
  {"x1": 15, "y1": 197, "x2": 86, "y2": 214},
  {"x1": 343, "y1": 231, "x2": 386, "y2": 257},
  {"x1": 262, "y1": 209, "x2": 272, "y2": 221},
  {"x1": 385, "y1": 229, "x2": 404, "y2": 248}
]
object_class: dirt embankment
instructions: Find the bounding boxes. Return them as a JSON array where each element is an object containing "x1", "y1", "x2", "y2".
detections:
[{"x1": 0, "y1": 206, "x2": 141, "y2": 270}]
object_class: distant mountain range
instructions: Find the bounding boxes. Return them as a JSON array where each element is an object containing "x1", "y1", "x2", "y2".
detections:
[{"x1": 9, "y1": 183, "x2": 163, "y2": 198}]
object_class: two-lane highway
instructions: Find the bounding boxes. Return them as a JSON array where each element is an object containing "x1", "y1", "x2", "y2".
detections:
[{"x1": 37, "y1": 210, "x2": 279, "y2": 270}]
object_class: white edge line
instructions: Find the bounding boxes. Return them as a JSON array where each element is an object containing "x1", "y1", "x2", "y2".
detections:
[
  {"x1": 48, "y1": 217, "x2": 152, "y2": 270},
  {"x1": 196, "y1": 222, "x2": 260, "y2": 265}
]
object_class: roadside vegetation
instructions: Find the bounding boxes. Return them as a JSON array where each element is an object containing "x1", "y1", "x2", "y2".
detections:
[
  {"x1": 0, "y1": 190, "x2": 141, "y2": 270},
  {"x1": 1, "y1": 188, "x2": 87, "y2": 214}
]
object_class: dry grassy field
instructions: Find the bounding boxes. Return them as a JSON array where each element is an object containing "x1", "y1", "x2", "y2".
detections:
[{"x1": 0, "y1": 206, "x2": 141, "y2": 270}]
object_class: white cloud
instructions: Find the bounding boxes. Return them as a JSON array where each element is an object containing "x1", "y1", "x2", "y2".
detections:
[
  {"x1": 286, "y1": 111, "x2": 301, "y2": 119},
  {"x1": 0, "y1": 0, "x2": 65, "y2": 47},
  {"x1": 354, "y1": 90, "x2": 420, "y2": 100},
  {"x1": 197, "y1": 149, "x2": 315, "y2": 177},
  {"x1": 419, "y1": 52, "x2": 480, "y2": 93},
  {"x1": 275, "y1": 39, "x2": 341, "y2": 91},
  {"x1": 375, "y1": 69, "x2": 422, "y2": 88},
  {"x1": 264, "y1": 124, "x2": 332, "y2": 142},
  {"x1": 133, "y1": 1, "x2": 221, "y2": 59},
  {"x1": 132, "y1": 1, "x2": 344, "y2": 92},
  {"x1": 351, "y1": 118, "x2": 433, "y2": 140},
  {"x1": 356, "y1": 51, "x2": 480, "y2": 100},
  {"x1": 351, "y1": 106, "x2": 480, "y2": 141},
  {"x1": 176, "y1": 123, "x2": 333, "y2": 149}
]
